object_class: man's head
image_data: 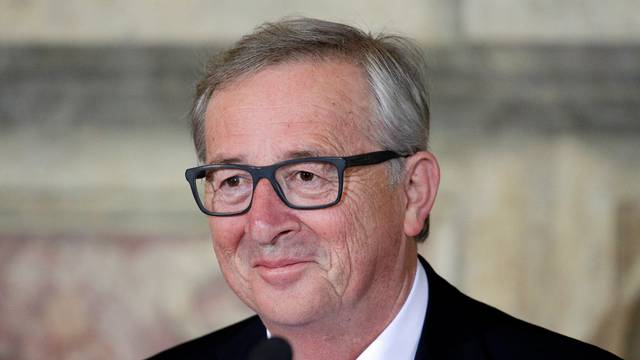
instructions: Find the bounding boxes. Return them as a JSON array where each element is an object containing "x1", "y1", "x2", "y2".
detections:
[
  {"x1": 187, "y1": 18, "x2": 439, "y2": 334},
  {"x1": 191, "y1": 18, "x2": 433, "y2": 241}
]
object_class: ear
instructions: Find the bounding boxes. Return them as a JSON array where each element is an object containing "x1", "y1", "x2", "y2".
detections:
[{"x1": 403, "y1": 151, "x2": 440, "y2": 237}]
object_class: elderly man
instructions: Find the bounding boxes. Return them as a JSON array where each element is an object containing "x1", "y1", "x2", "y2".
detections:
[{"x1": 151, "y1": 18, "x2": 618, "y2": 360}]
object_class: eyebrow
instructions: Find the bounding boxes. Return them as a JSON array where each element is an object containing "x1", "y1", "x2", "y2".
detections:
[
  {"x1": 286, "y1": 150, "x2": 321, "y2": 159},
  {"x1": 207, "y1": 157, "x2": 244, "y2": 165},
  {"x1": 206, "y1": 149, "x2": 324, "y2": 166}
]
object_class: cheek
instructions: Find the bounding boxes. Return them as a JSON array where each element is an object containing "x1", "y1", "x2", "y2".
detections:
[
  {"x1": 298, "y1": 190, "x2": 377, "y2": 295},
  {"x1": 208, "y1": 217, "x2": 246, "y2": 270},
  {"x1": 348, "y1": 170, "x2": 404, "y2": 230},
  {"x1": 338, "y1": 173, "x2": 406, "y2": 262},
  {"x1": 208, "y1": 217, "x2": 259, "y2": 306},
  {"x1": 209, "y1": 217, "x2": 236, "y2": 243},
  {"x1": 340, "y1": 175, "x2": 385, "y2": 240}
]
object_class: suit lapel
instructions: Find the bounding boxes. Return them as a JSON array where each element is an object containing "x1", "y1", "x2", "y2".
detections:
[
  {"x1": 216, "y1": 315, "x2": 267, "y2": 360},
  {"x1": 414, "y1": 256, "x2": 490, "y2": 360}
]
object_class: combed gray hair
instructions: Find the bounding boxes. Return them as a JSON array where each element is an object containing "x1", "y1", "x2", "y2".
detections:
[{"x1": 190, "y1": 17, "x2": 431, "y2": 242}]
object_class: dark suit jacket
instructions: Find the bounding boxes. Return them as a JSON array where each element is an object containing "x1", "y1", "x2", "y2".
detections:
[{"x1": 148, "y1": 256, "x2": 620, "y2": 359}]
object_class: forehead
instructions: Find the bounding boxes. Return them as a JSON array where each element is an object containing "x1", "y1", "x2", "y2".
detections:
[{"x1": 204, "y1": 59, "x2": 376, "y2": 164}]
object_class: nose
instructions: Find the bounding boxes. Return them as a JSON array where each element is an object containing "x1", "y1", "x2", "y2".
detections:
[{"x1": 246, "y1": 178, "x2": 300, "y2": 245}]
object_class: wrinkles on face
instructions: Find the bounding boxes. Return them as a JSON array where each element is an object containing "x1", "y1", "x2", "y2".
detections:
[
  {"x1": 205, "y1": 62, "x2": 373, "y2": 163},
  {"x1": 204, "y1": 59, "x2": 411, "y2": 329},
  {"x1": 206, "y1": 119, "x2": 361, "y2": 165},
  {"x1": 341, "y1": 164, "x2": 405, "y2": 281},
  {"x1": 211, "y1": 239, "x2": 256, "y2": 308},
  {"x1": 314, "y1": 169, "x2": 383, "y2": 302}
]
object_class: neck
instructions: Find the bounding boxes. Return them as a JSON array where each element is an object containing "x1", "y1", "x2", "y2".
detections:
[{"x1": 266, "y1": 245, "x2": 418, "y2": 360}]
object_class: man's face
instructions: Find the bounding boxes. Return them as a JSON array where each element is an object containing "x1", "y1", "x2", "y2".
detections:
[{"x1": 203, "y1": 60, "x2": 412, "y2": 328}]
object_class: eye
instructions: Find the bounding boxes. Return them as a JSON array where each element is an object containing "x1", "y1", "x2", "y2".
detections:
[
  {"x1": 222, "y1": 176, "x2": 241, "y2": 187},
  {"x1": 297, "y1": 171, "x2": 316, "y2": 182}
]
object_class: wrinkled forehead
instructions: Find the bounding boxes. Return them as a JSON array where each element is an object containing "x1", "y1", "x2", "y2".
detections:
[{"x1": 203, "y1": 59, "x2": 378, "y2": 163}]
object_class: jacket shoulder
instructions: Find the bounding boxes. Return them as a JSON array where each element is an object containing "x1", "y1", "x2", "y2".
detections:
[
  {"x1": 460, "y1": 292, "x2": 619, "y2": 359},
  {"x1": 418, "y1": 258, "x2": 620, "y2": 359},
  {"x1": 146, "y1": 315, "x2": 265, "y2": 360}
]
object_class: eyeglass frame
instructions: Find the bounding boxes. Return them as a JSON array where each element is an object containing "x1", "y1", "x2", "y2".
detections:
[{"x1": 185, "y1": 150, "x2": 403, "y2": 216}]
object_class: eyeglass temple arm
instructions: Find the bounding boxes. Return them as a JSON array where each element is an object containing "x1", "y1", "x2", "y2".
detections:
[{"x1": 344, "y1": 151, "x2": 403, "y2": 167}]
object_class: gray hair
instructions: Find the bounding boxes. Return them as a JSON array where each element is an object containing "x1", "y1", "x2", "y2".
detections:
[{"x1": 190, "y1": 17, "x2": 431, "y2": 242}]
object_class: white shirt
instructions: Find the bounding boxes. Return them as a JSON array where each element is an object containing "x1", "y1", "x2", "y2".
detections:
[
  {"x1": 266, "y1": 261, "x2": 429, "y2": 359},
  {"x1": 356, "y1": 261, "x2": 429, "y2": 360}
]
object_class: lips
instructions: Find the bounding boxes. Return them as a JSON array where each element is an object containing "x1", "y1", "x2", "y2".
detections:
[
  {"x1": 253, "y1": 258, "x2": 312, "y2": 287},
  {"x1": 254, "y1": 258, "x2": 308, "y2": 268}
]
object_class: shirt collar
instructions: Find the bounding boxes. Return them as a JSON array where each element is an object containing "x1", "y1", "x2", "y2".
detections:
[{"x1": 356, "y1": 260, "x2": 429, "y2": 360}]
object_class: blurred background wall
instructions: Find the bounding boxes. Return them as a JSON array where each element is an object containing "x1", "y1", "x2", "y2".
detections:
[{"x1": 1, "y1": 1, "x2": 639, "y2": 359}]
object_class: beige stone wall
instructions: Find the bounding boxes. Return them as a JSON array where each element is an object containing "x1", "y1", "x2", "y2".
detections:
[
  {"x1": 1, "y1": 0, "x2": 639, "y2": 44},
  {"x1": 0, "y1": 0, "x2": 459, "y2": 44},
  {"x1": 463, "y1": 0, "x2": 640, "y2": 43}
]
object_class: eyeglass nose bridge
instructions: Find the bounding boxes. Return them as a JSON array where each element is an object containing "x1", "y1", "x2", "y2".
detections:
[{"x1": 246, "y1": 164, "x2": 291, "y2": 211}]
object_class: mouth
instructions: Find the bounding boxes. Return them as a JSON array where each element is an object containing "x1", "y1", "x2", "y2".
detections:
[
  {"x1": 253, "y1": 259, "x2": 313, "y2": 287},
  {"x1": 254, "y1": 258, "x2": 309, "y2": 268}
]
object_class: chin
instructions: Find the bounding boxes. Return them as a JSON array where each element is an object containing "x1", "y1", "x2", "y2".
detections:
[
  {"x1": 251, "y1": 281, "x2": 337, "y2": 328},
  {"x1": 258, "y1": 303, "x2": 329, "y2": 329}
]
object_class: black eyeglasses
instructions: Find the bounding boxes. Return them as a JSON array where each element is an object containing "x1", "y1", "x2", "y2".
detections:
[{"x1": 185, "y1": 150, "x2": 402, "y2": 216}]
